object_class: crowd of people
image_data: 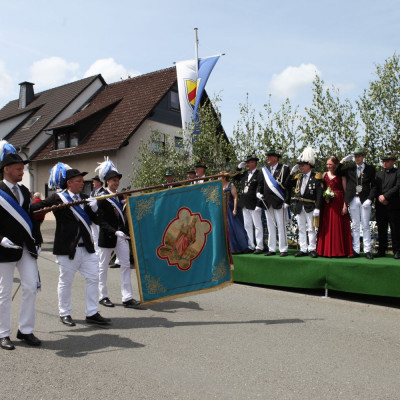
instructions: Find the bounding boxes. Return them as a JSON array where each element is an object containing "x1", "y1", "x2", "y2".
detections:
[
  {"x1": 226, "y1": 146, "x2": 400, "y2": 261},
  {"x1": 1, "y1": 136, "x2": 400, "y2": 351}
]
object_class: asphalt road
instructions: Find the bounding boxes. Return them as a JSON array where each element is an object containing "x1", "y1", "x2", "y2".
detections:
[{"x1": 1, "y1": 219, "x2": 400, "y2": 400}]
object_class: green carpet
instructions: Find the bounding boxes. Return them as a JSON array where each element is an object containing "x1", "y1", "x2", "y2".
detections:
[{"x1": 232, "y1": 250, "x2": 400, "y2": 297}]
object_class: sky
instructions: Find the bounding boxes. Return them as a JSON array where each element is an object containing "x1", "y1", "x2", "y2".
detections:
[{"x1": 0, "y1": 0, "x2": 399, "y2": 137}]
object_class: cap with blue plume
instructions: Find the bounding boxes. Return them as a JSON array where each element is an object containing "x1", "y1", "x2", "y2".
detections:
[
  {"x1": 95, "y1": 157, "x2": 122, "y2": 185},
  {"x1": 0, "y1": 140, "x2": 30, "y2": 170},
  {"x1": 0, "y1": 140, "x2": 17, "y2": 161},
  {"x1": 48, "y1": 162, "x2": 72, "y2": 189}
]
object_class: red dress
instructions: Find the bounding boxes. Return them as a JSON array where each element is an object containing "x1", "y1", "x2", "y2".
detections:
[{"x1": 316, "y1": 174, "x2": 353, "y2": 257}]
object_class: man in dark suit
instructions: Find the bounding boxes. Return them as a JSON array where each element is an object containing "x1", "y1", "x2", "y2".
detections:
[
  {"x1": 0, "y1": 153, "x2": 41, "y2": 350},
  {"x1": 334, "y1": 147, "x2": 376, "y2": 259},
  {"x1": 32, "y1": 168, "x2": 111, "y2": 327},
  {"x1": 97, "y1": 169, "x2": 141, "y2": 309},
  {"x1": 375, "y1": 153, "x2": 400, "y2": 259},
  {"x1": 235, "y1": 154, "x2": 264, "y2": 254},
  {"x1": 257, "y1": 149, "x2": 290, "y2": 257},
  {"x1": 285, "y1": 147, "x2": 323, "y2": 258}
]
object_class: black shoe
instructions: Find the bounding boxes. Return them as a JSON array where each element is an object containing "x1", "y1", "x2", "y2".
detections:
[
  {"x1": 60, "y1": 315, "x2": 76, "y2": 327},
  {"x1": 294, "y1": 251, "x2": 308, "y2": 257},
  {"x1": 99, "y1": 297, "x2": 115, "y2": 307},
  {"x1": 109, "y1": 263, "x2": 121, "y2": 269},
  {"x1": 309, "y1": 251, "x2": 318, "y2": 258},
  {"x1": 0, "y1": 336, "x2": 15, "y2": 350},
  {"x1": 394, "y1": 251, "x2": 400, "y2": 260},
  {"x1": 264, "y1": 251, "x2": 276, "y2": 256},
  {"x1": 86, "y1": 312, "x2": 111, "y2": 325},
  {"x1": 242, "y1": 248, "x2": 253, "y2": 254},
  {"x1": 280, "y1": 252, "x2": 288, "y2": 257},
  {"x1": 347, "y1": 252, "x2": 360, "y2": 258},
  {"x1": 16, "y1": 330, "x2": 41, "y2": 346},
  {"x1": 123, "y1": 299, "x2": 143, "y2": 309},
  {"x1": 253, "y1": 249, "x2": 263, "y2": 255},
  {"x1": 375, "y1": 251, "x2": 386, "y2": 258},
  {"x1": 365, "y1": 252, "x2": 374, "y2": 260}
]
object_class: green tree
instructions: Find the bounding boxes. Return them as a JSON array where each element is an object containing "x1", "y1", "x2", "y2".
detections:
[
  {"x1": 301, "y1": 75, "x2": 359, "y2": 164},
  {"x1": 357, "y1": 53, "x2": 400, "y2": 163},
  {"x1": 131, "y1": 97, "x2": 234, "y2": 188}
]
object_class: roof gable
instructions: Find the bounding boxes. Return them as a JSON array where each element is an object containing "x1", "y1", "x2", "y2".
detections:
[
  {"x1": 33, "y1": 66, "x2": 178, "y2": 161},
  {"x1": 0, "y1": 75, "x2": 104, "y2": 147}
]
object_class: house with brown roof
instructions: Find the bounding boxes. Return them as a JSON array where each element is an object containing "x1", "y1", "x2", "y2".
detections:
[
  {"x1": 30, "y1": 66, "x2": 185, "y2": 195},
  {"x1": 0, "y1": 75, "x2": 106, "y2": 189}
]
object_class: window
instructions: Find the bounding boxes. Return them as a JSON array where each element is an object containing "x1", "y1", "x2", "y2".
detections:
[
  {"x1": 169, "y1": 91, "x2": 180, "y2": 111},
  {"x1": 152, "y1": 134, "x2": 165, "y2": 154},
  {"x1": 56, "y1": 133, "x2": 67, "y2": 149},
  {"x1": 22, "y1": 115, "x2": 41, "y2": 129},
  {"x1": 70, "y1": 132, "x2": 79, "y2": 147},
  {"x1": 55, "y1": 131, "x2": 79, "y2": 150},
  {"x1": 174, "y1": 136, "x2": 183, "y2": 152}
]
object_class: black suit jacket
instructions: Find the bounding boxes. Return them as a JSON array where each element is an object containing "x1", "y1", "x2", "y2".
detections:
[
  {"x1": 257, "y1": 164, "x2": 290, "y2": 209},
  {"x1": 31, "y1": 191, "x2": 98, "y2": 258},
  {"x1": 235, "y1": 168, "x2": 263, "y2": 210},
  {"x1": 334, "y1": 162, "x2": 376, "y2": 204},
  {"x1": 375, "y1": 168, "x2": 400, "y2": 211},
  {"x1": 0, "y1": 181, "x2": 38, "y2": 262},
  {"x1": 97, "y1": 196, "x2": 129, "y2": 248},
  {"x1": 285, "y1": 172, "x2": 323, "y2": 214}
]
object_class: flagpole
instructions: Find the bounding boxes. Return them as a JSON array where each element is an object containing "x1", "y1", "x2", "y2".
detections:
[{"x1": 194, "y1": 27, "x2": 199, "y2": 75}]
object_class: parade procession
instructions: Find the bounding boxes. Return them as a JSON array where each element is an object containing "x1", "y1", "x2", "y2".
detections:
[{"x1": 2, "y1": 129, "x2": 400, "y2": 351}]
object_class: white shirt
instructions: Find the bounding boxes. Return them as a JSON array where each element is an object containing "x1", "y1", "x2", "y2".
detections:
[
  {"x1": 3, "y1": 179, "x2": 22, "y2": 205},
  {"x1": 300, "y1": 172, "x2": 311, "y2": 195}
]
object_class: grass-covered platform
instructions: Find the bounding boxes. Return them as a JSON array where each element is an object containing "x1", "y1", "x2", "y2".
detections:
[{"x1": 232, "y1": 249, "x2": 400, "y2": 298}]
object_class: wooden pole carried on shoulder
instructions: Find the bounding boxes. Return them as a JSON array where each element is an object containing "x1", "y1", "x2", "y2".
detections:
[{"x1": 33, "y1": 171, "x2": 238, "y2": 215}]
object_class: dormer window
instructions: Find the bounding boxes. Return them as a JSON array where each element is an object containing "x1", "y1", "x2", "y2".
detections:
[{"x1": 55, "y1": 131, "x2": 79, "y2": 149}]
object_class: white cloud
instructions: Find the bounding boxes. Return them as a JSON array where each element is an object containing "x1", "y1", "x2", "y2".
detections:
[
  {"x1": 84, "y1": 58, "x2": 140, "y2": 83},
  {"x1": 29, "y1": 57, "x2": 79, "y2": 90},
  {"x1": 268, "y1": 64, "x2": 321, "y2": 99},
  {"x1": 0, "y1": 61, "x2": 14, "y2": 100}
]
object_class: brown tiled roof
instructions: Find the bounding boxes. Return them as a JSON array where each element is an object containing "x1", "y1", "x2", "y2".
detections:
[
  {"x1": 0, "y1": 75, "x2": 104, "y2": 148},
  {"x1": 32, "y1": 67, "x2": 177, "y2": 161}
]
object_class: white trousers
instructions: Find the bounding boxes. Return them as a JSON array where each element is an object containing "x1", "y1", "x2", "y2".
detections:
[
  {"x1": 242, "y1": 207, "x2": 264, "y2": 250},
  {"x1": 298, "y1": 208, "x2": 316, "y2": 253},
  {"x1": 56, "y1": 247, "x2": 99, "y2": 317},
  {"x1": 91, "y1": 224, "x2": 100, "y2": 256},
  {"x1": 349, "y1": 196, "x2": 372, "y2": 253},
  {"x1": 98, "y1": 236, "x2": 133, "y2": 302},
  {"x1": 265, "y1": 207, "x2": 288, "y2": 253},
  {"x1": 0, "y1": 247, "x2": 38, "y2": 338}
]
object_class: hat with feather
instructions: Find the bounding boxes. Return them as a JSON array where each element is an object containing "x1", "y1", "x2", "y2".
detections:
[
  {"x1": 297, "y1": 146, "x2": 316, "y2": 167},
  {"x1": 0, "y1": 140, "x2": 30, "y2": 170},
  {"x1": 95, "y1": 157, "x2": 122, "y2": 187}
]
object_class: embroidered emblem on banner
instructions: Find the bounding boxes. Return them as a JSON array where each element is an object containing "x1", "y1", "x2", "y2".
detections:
[{"x1": 157, "y1": 207, "x2": 212, "y2": 271}]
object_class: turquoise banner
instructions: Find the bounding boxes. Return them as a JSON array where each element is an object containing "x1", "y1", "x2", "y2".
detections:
[{"x1": 127, "y1": 180, "x2": 232, "y2": 303}]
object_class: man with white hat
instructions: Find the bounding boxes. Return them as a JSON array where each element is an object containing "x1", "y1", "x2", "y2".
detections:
[
  {"x1": 96, "y1": 160, "x2": 141, "y2": 309},
  {"x1": 286, "y1": 147, "x2": 323, "y2": 258},
  {"x1": 0, "y1": 145, "x2": 41, "y2": 350}
]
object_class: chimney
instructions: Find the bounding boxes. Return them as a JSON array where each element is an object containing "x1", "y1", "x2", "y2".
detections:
[{"x1": 18, "y1": 81, "x2": 35, "y2": 109}]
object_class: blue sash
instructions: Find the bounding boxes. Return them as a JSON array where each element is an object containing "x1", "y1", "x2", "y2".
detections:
[
  {"x1": 107, "y1": 195, "x2": 125, "y2": 223},
  {"x1": 0, "y1": 188, "x2": 34, "y2": 239},
  {"x1": 262, "y1": 167, "x2": 291, "y2": 219},
  {"x1": 58, "y1": 192, "x2": 92, "y2": 236},
  {"x1": 262, "y1": 166, "x2": 285, "y2": 200}
]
